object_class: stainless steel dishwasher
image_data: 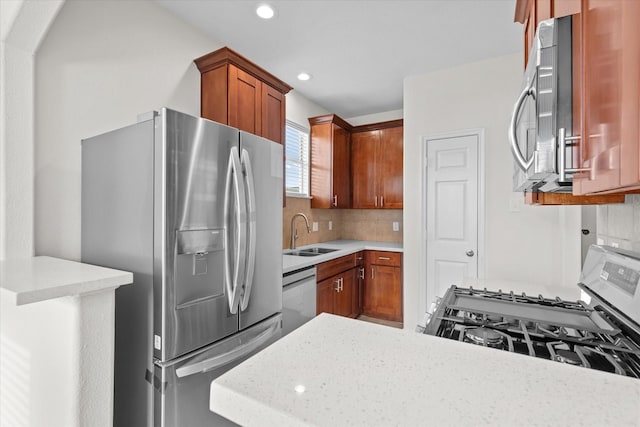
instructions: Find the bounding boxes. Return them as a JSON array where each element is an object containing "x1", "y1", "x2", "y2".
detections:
[{"x1": 282, "y1": 266, "x2": 317, "y2": 336}]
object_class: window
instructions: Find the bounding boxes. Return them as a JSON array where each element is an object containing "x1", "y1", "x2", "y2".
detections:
[{"x1": 285, "y1": 120, "x2": 310, "y2": 197}]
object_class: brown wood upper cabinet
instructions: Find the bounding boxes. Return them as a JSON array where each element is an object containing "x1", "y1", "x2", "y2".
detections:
[
  {"x1": 514, "y1": 0, "x2": 636, "y2": 205},
  {"x1": 572, "y1": 0, "x2": 640, "y2": 195},
  {"x1": 308, "y1": 115, "x2": 352, "y2": 208},
  {"x1": 351, "y1": 123, "x2": 403, "y2": 209},
  {"x1": 194, "y1": 47, "x2": 292, "y2": 144}
]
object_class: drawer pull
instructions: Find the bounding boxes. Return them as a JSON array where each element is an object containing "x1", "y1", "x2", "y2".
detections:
[{"x1": 378, "y1": 256, "x2": 391, "y2": 260}]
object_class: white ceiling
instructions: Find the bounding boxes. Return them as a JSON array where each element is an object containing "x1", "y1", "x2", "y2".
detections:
[{"x1": 156, "y1": 0, "x2": 522, "y2": 119}]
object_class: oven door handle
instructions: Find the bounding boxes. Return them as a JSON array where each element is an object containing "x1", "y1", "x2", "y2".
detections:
[{"x1": 509, "y1": 82, "x2": 536, "y2": 171}]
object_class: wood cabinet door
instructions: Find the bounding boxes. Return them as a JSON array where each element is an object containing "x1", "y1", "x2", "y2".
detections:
[
  {"x1": 332, "y1": 125, "x2": 351, "y2": 208},
  {"x1": 316, "y1": 276, "x2": 335, "y2": 315},
  {"x1": 378, "y1": 127, "x2": 403, "y2": 209},
  {"x1": 574, "y1": 0, "x2": 640, "y2": 194},
  {"x1": 228, "y1": 65, "x2": 262, "y2": 136},
  {"x1": 333, "y1": 269, "x2": 355, "y2": 318},
  {"x1": 201, "y1": 65, "x2": 229, "y2": 125},
  {"x1": 310, "y1": 123, "x2": 333, "y2": 208},
  {"x1": 261, "y1": 84, "x2": 285, "y2": 144},
  {"x1": 351, "y1": 130, "x2": 379, "y2": 208},
  {"x1": 364, "y1": 265, "x2": 402, "y2": 322}
]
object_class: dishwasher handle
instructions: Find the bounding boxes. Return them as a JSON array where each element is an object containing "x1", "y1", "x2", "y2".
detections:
[{"x1": 283, "y1": 267, "x2": 317, "y2": 287}]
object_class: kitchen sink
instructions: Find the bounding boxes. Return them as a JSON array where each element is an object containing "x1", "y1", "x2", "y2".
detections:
[
  {"x1": 302, "y1": 247, "x2": 338, "y2": 254},
  {"x1": 283, "y1": 247, "x2": 339, "y2": 257}
]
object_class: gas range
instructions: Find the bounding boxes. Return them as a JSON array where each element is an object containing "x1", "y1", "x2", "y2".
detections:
[{"x1": 422, "y1": 245, "x2": 640, "y2": 379}]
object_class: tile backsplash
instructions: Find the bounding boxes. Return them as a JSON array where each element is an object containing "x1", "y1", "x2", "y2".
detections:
[
  {"x1": 597, "y1": 195, "x2": 640, "y2": 251},
  {"x1": 282, "y1": 197, "x2": 403, "y2": 249}
]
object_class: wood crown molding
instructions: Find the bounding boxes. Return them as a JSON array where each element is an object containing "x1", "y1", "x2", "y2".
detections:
[
  {"x1": 514, "y1": 0, "x2": 532, "y2": 24},
  {"x1": 308, "y1": 115, "x2": 403, "y2": 132},
  {"x1": 194, "y1": 46, "x2": 293, "y2": 95},
  {"x1": 352, "y1": 119, "x2": 403, "y2": 133},
  {"x1": 308, "y1": 114, "x2": 353, "y2": 131}
]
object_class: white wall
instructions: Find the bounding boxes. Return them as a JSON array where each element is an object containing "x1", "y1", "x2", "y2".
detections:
[
  {"x1": 34, "y1": 0, "x2": 225, "y2": 260},
  {"x1": 403, "y1": 53, "x2": 581, "y2": 328},
  {"x1": 1, "y1": 0, "x2": 64, "y2": 260},
  {"x1": 347, "y1": 109, "x2": 403, "y2": 126},
  {"x1": 286, "y1": 90, "x2": 330, "y2": 129}
]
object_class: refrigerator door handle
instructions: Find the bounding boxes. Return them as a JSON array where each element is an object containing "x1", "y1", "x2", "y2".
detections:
[
  {"x1": 239, "y1": 149, "x2": 256, "y2": 311},
  {"x1": 224, "y1": 146, "x2": 247, "y2": 314},
  {"x1": 174, "y1": 320, "x2": 279, "y2": 378}
]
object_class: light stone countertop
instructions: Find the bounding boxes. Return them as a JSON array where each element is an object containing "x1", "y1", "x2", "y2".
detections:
[
  {"x1": 0, "y1": 256, "x2": 133, "y2": 305},
  {"x1": 210, "y1": 313, "x2": 640, "y2": 427},
  {"x1": 283, "y1": 240, "x2": 402, "y2": 274}
]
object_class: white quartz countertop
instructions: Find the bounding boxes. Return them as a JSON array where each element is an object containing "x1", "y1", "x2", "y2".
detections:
[
  {"x1": 210, "y1": 313, "x2": 640, "y2": 427},
  {"x1": 0, "y1": 256, "x2": 133, "y2": 305},
  {"x1": 283, "y1": 240, "x2": 402, "y2": 273}
]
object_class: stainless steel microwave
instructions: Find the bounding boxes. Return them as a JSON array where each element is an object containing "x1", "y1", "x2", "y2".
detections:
[{"x1": 510, "y1": 15, "x2": 581, "y2": 193}]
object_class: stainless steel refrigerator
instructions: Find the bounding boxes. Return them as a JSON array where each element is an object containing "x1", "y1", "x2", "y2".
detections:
[{"x1": 81, "y1": 108, "x2": 283, "y2": 426}]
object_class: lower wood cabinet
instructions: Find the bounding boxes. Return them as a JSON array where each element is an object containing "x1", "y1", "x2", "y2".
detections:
[
  {"x1": 315, "y1": 250, "x2": 402, "y2": 322},
  {"x1": 316, "y1": 254, "x2": 357, "y2": 318},
  {"x1": 363, "y1": 251, "x2": 402, "y2": 322}
]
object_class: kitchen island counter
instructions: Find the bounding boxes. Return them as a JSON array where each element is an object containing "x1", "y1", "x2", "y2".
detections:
[{"x1": 210, "y1": 313, "x2": 640, "y2": 426}]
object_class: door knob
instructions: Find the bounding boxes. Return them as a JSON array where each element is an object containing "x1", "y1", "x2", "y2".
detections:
[{"x1": 466, "y1": 250, "x2": 475, "y2": 257}]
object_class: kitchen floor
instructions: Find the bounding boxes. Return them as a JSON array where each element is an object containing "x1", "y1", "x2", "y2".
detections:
[{"x1": 356, "y1": 315, "x2": 403, "y2": 329}]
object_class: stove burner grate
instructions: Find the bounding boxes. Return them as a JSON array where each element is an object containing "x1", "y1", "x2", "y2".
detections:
[{"x1": 459, "y1": 326, "x2": 515, "y2": 351}]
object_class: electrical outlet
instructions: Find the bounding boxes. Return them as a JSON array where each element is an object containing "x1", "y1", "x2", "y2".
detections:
[
  {"x1": 611, "y1": 241, "x2": 620, "y2": 248},
  {"x1": 328, "y1": 221, "x2": 333, "y2": 231},
  {"x1": 392, "y1": 222, "x2": 399, "y2": 232},
  {"x1": 312, "y1": 222, "x2": 318, "y2": 232}
]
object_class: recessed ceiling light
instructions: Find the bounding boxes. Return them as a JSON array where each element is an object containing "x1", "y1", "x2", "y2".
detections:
[
  {"x1": 256, "y1": 4, "x2": 275, "y2": 19},
  {"x1": 297, "y1": 72, "x2": 311, "y2": 81}
]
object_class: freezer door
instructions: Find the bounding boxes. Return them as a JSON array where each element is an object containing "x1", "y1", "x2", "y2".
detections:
[
  {"x1": 153, "y1": 314, "x2": 281, "y2": 427},
  {"x1": 155, "y1": 109, "x2": 242, "y2": 362},
  {"x1": 238, "y1": 132, "x2": 283, "y2": 330}
]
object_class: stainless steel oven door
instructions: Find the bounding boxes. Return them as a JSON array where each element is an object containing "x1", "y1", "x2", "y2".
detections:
[{"x1": 152, "y1": 314, "x2": 281, "y2": 427}]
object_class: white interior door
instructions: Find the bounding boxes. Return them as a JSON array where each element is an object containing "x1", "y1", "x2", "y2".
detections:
[{"x1": 426, "y1": 132, "x2": 482, "y2": 305}]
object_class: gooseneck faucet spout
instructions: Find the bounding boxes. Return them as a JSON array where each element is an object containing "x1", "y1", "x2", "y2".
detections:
[{"x1": 290, "y1": 213, "x2": 311, "y2": 249}]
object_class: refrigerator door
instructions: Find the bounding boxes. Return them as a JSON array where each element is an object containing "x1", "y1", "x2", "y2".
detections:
[
  {"x1": 237, "y1": 132, "x2": 283, "y2": 330},
  {"x1": 155, "y1": 109, "x2": 241, "y2": 362},
  {"x1": 153, "y1": 314, "x2": 281, "y2": 427}
]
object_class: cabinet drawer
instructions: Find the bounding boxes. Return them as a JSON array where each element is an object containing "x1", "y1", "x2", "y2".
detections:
[
  {"x1": 317, "y1": 254, "x2": 356, "y2": 282},
  {"x1": 368, "y1": 251, "x2": 401, "y2": 267}
]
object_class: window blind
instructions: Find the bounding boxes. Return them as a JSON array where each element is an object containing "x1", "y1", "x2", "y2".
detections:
[{"x1": 285, "y1": 120, "x2": 310, "y2": 197}]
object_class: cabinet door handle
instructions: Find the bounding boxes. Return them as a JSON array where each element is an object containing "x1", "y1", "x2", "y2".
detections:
[
  {"x1": 378, "y1": 256, "x2": 391, "y2": 261},
  {"x1": 359, "y1": 267, "x2": 365, "y2": 279},
  {"x1": 334, "y1": 279, "x2": 340, "y2": 292},
  {"x1": 371, "y1": 268, "x2": 375, "y2": 279},
  {"x1": 340, "y1": 277, "x2": 344, "y2": 292},
  {"x1": 333, "y1": 195, "x2": 338, "y2": 206},
  {"x1": 381, "y1": 196, "x2": 384, "y2": 207},
  {"x1": 374, "y1": 196, "x2": 377, "y2": 207}
]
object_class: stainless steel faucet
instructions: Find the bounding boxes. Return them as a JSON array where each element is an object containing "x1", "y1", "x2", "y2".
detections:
[{"x1": 290, "y1": 213, "x2": 311, "y2": 249}]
